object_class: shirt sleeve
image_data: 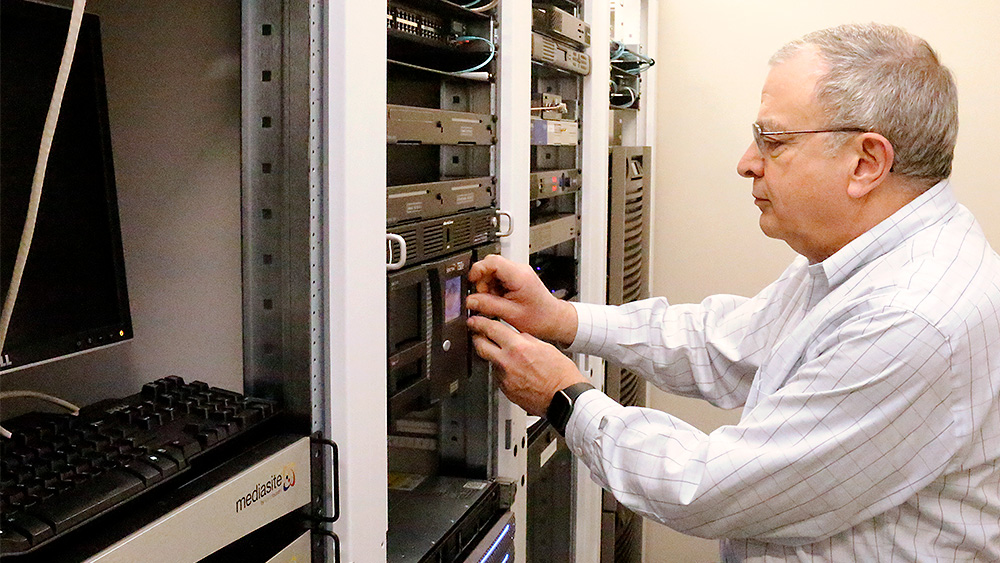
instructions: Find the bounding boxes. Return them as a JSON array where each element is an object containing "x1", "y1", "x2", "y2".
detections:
[
  {"x1": 567, "y1": 294, "x2": 764, "y2": 410},
  {"x1": 564, "y1": 307, "x2": 962, "y2": 544}
]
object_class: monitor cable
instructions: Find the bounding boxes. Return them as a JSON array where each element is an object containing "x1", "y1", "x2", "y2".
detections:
[
  {"x1": 0, "y1": 391, "x2": 81, "y2": 439},
  {"x1": 0, "y1": 0, "x2": 88, "y2": 358}
]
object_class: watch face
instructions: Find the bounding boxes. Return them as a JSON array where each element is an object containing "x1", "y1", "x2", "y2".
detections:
[
  {"x1": 547, "y1": 390, "x2": 572, "y2": 434},
  {"x1": 547, "y1": 383, "x2": 595, "y2": 435}
]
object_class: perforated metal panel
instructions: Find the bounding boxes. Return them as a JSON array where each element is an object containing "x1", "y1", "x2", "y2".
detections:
[{"x1": 607, "y1": 146, "x2": 650, "y2": 307}]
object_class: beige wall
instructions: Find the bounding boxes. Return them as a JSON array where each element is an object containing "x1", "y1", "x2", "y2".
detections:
[{"x1": 644, "y1": 2, "x2": 1000, "y2": 561}]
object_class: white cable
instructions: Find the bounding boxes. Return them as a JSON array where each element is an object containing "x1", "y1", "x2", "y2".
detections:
[
  {"x1": 530, "y1": 103, "x2": 567, "y2": 112},
  {"x1": 0, "y1": 0, "x2": 88, "y2": 358},
  {"x1": 0, "y1": 391, "x2": 81, "y2": 439}
]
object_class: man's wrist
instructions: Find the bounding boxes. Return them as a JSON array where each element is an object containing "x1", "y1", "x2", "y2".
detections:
[{"x1": 552, "y1": 300, "x2": 579, "y2": 347}]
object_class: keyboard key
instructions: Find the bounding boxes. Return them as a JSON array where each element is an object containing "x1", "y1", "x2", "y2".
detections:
[
  {"x1": 27, "y1": 469, "x2": 143, "y2": 533},
  {"x1": 163, "y1": 375, "x2": 185, "y2": 390},
  {"x1": 116, "y1": 409, "x2": 134, "y2": 425},
  {"x1": 196, "y1": 430, "x2": 219, "y2": 448},
  {"x1": 4, "y1": 512, "x2": 54, "y2": 546},
  {"x1": 0, "y1": 528, "x2": 30, "y2": 553},
  {"x1": 144, "y1": 451, "x2": 181, "y2": 475},
  {"x1": 168, "y1": 437, "x2": 201, "y2": 459},
  {"x1": 150, "y1": 448, "x2": 187, "y2": 476},
  {"x1": 122, "y1": 460, "x2": 162, "y2": 486},
  {"x1": 189, "y1": 381, "x2": 210, "y2": 392},
  {"x1": 233, "y1": 409, "x2": 262, "y2": 428},
  {"x1": 137, "y1": 416, "x2": 155, "y2": 430}
]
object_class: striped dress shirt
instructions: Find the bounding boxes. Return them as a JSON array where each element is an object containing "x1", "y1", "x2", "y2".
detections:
[{"x1": 564, "y1": 180, "x2": 1000, "y2": 561}]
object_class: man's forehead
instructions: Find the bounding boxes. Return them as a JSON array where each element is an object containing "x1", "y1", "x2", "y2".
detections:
[{"x1": 758, "y1": 47, "x2": 827, "y2": 127}]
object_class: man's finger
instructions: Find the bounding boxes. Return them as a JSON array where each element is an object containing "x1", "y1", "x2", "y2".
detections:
[
  {"x1": 470, "y1": 332, "x2": 503, "y2": 365},
  {"x1": 468, "y1": 255, "x2": 501, "y2": 284},
  {"x1": 469, "y1": 255, "x2": 519, "y2": 294},
  {"x1": 466, "y1": 292, "x2": 520, "y2": 319},
  {"x1": 467, "y1": 315, "x2": 522, "y2": 349}
]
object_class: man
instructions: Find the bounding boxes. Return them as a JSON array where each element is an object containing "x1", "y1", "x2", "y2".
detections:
[{"x1": 466, "y1": 23, "x2": 1000, "y2": 560}]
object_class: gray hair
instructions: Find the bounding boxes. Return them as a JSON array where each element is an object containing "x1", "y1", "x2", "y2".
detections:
[{"x1": 771, "y1": 23, "x2": 958, "y2": 182}]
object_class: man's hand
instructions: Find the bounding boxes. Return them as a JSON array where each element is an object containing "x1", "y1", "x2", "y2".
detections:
[
  {"x1": 468, "y1": 315, "x2": 588, "y2": 416},
  {"x1": 466, "y1": 255, "x2": 578, "y2": 346}
]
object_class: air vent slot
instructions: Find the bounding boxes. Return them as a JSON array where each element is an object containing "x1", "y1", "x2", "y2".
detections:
[
  {"x1": 620, "y1": 368, "x2": 641, "y2": 406},
  {"x1": 423, "y1": 223, "x2": 445, "y2": 255}
]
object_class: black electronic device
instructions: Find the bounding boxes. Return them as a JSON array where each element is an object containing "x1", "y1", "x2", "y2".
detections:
[
  {"x1": 387, "y1": 475, "x2": 505, "y2": 563},
  {"x1": 0, "y1": 0, "x2": 132, "y2": 374},
  {"x1": 526, "y1": 420, "x2": 573, "y2": 563},
  {"x1": 388, "y1": 207, "x2": 498, "y2": 267},
  {"x1": 387, "y1": 250, "x2": 474, "y2": 420},
  {"x1": 387, "y1": 177, "x2": 496, "y2": 227},
  {"x1": 0, "y1": 376, "x2": 280, "y2": 558}
]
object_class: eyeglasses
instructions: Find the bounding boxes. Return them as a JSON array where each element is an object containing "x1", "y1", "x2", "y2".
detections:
[{"x1": 752, "y1": 122, "x2": 866, "y2": 157}]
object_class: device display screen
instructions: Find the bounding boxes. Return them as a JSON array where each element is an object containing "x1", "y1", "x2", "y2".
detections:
[{"x1": 444, "y1": 276, "x2": 462, "y2": 323}]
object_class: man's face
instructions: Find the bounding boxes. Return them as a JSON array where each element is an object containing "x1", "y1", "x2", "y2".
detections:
[{"x1": 737, "y1": 47, "x2": 859, "y2": 263}]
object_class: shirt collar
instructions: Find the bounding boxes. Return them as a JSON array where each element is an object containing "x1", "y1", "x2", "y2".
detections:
[{"x1": 810, "y1": 179, "x2": 958, "y2": 289}]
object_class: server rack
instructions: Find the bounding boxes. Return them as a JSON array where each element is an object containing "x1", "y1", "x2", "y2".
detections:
[
  {"x1": 271, "y1": 0, "x2": 638, "y2": 560},
  {"x1": 384, "y1": 2, "x2": 514, "y2": 561}
]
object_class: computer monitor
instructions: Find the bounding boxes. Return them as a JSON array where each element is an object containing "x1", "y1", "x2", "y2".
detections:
[{"x1": 1, "y1": 0, "x2": 132, "y2": 374}]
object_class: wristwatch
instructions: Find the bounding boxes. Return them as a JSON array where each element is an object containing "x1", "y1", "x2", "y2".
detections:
[{"x1": 546, "y1": 382, "x2": 596, "y2": 436}]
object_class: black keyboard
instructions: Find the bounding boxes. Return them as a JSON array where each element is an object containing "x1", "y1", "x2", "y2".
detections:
[{"x1": 0, "y1": 376, "x2": 279, "y2": 557}]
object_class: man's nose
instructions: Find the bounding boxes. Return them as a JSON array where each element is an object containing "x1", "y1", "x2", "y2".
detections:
[{"x1": 737, "y1": 142, "x2": 763, "y2": 178}]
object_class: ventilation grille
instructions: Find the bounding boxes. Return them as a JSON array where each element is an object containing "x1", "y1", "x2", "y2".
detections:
[
  {"x1": 388, "y1": 208, "x2": 497, "y2": 267},
  {"x1": 470, "y1": 212, "x2": 494, "y2": 243},
  {"x1": 423, "y1": 223, "x2": 445, "y2": 256},
  {"x1": 450, "y1": 219, "x2": 472, "y2": 247},
  {"x1": 390, "y1": 227, "x2": 419, "y2": 264},
  {"x1": 621, "y1": 187, "x2": 645, "y2": 303},
  {"x1": 539, "y1": 41, "x2": 557, "y2": 60},
  {"x1": 608, "y1": 147, "x2": 650, "y2": 307},
  {"x1": 619, "y1": 367, "x2": 642, "y2": 407}
]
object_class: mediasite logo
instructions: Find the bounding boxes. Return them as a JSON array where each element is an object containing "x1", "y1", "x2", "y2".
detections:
[{"x1": 235, "y1": 463, "x2": 296, "y2": 513}]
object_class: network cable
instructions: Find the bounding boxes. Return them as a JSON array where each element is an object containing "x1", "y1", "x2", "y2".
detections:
[
  {"x1": 461, "y1": 0, "x2": 500, "y2": 13},
  {"x1": 450, "y1": 35, "x2": 496, "y2": 74},
  {"x1": 610, "y1": 84, "x2": 637, "y2": 109},
  {"x1": 610, "y1": 39, "x2": 655, "y2": 75}
]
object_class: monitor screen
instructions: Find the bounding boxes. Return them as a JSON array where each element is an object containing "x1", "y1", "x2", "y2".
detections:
[{"x1": 1, "y1": 0, "x2": 132, "y2": 374}]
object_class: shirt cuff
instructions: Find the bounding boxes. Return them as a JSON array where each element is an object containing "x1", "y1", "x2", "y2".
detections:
[
  {"x1": 566, "y1": 302, "x2": 629, "y2": 356},
  {"x1": 564, "y1": 388, "x2": 621, "y2": 460}
]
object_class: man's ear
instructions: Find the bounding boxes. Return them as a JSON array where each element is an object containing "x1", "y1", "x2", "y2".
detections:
[{"x1": 847, "y1": 132, "x2": 894, "y2": 199}]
